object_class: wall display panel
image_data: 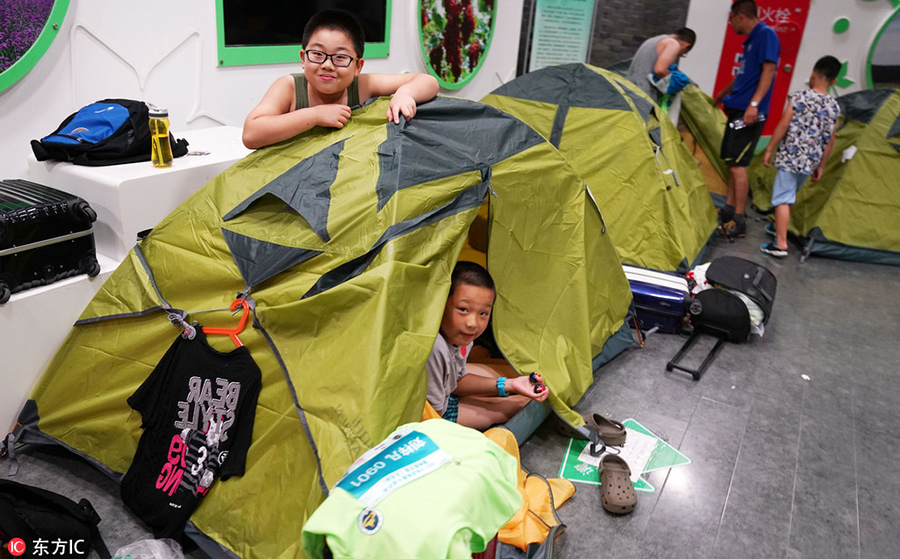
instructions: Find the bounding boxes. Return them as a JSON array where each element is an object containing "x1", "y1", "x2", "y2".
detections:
[
  {"x1": 0, "y1": 0, "x2": 69, "y2": 93},
  {"x1": 419, "y1": 0, "x2": 496, "y2": 90},
  {"x1": 868, "y1": 7, "x2": 900, "y2": 89},
  {"x1": 216, "y1": 0, "x2": 392, "y2": 66},
  {"x1": 525, "y1": 0, "x2": 596, "y2": 73}
]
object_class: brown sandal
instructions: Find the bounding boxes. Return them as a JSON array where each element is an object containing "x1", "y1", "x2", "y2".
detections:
[
  {"x1": 583, "y1": 413, "x2": 627, "y2": 446},
  {"x1": 599, "y1": 454, "x2": 637, "y2": 514}
]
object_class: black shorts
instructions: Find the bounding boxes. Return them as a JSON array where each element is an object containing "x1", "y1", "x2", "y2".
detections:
[{"x1": 720, "y1": 107, "x2": 765, "y2": 167}]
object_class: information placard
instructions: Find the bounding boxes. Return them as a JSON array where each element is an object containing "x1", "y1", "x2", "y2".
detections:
[{"x1": 528, "y1": 0, "x2": 596, "y2": 72}]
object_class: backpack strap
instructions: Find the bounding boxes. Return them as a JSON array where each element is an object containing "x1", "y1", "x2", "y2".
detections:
[
  {"x1": 2, "y1": 432, "x2": 19, "y2": 475},
  {"x1": 171, "y1": 136, "x2": 190, "y2": 158},
  {"x1": 77, "y1": 498, "x2": 111, "y2": 559}
]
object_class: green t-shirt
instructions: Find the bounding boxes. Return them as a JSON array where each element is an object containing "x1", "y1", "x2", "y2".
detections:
[{"x1": 302, "y1": 420, "x2": 521, "y2": 559}]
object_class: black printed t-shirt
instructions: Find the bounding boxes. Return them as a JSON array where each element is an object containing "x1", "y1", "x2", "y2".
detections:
[{"x1": 120, "y1": 331, "x2": 261, "y2": 538}]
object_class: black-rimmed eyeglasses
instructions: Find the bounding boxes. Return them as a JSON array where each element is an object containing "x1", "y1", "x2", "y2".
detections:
[{"x1": 305, "y1": 49, "x2": 357, "y2": 67}]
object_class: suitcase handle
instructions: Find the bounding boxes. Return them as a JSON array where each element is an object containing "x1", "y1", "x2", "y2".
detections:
[{"x1": 666, "y1": 332, "x2": 728, "y2": 380}]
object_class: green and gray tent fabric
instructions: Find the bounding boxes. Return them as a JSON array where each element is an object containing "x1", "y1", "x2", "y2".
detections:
[
  {"x1": 679, "y1": 84, "x2": 730, "y2": 188},
  {"x1": 482, "y1": 63, "x2": 718, "y2": 273},
  {"x1": 11, "y1": 97, "x2": 632, "y2": 559},
  {"x1": 748, "y1": 89, "x2": 900, "y2": 265}
]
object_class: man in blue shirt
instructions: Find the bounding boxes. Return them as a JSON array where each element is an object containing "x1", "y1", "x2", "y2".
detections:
[{"x1": 713, "y1": 0, "x2": 780, "y2": 237}]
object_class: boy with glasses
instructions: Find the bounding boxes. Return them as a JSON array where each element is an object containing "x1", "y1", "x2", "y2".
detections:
[{"x1": 243, "y1": 10, "x2": 438, "y2": 149}]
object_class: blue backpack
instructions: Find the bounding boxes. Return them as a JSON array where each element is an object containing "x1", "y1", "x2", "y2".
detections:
[{"x1": 31, "y1": 99, "x2": 188, "y2": 166}]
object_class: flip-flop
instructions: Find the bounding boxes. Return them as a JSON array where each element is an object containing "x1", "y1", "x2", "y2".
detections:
[
  {"x1": 583, "y1": 413, "x2": 627, "y2": 447},
  {"x1": 599, "y1": 454, "x2": 637, "y2": 515}
]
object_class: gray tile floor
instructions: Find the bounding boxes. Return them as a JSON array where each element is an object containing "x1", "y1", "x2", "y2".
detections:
[
  {"x1": 5, "y1": 212, "x2": 900, "y2": 558},
  {"x1": 520, "y1": 214, "x2": 900, "y2": 559}
]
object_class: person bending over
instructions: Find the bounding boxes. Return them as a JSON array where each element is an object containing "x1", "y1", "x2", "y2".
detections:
[{"x1": 626, "y1": 27, "x2": 695, "y2": 104}]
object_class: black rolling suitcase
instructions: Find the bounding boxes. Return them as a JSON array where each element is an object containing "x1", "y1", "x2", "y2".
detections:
[
  {"x1": 667, "y1": 257, "x2": 776, "y2": 380},
  {"x1": 0, "y1": 179, "x2": 101, "y2": 304}
]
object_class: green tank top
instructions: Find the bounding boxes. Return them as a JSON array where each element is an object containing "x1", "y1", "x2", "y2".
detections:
[
  {"x1": 301, "y1": 420, "x2": 521, "y2": 559},
  {"x1": 292, "y1": 73, "x2": 360, "y2": 110}
]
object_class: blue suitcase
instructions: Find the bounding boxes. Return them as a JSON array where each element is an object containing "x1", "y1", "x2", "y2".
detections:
[{"x1": 623, "y1": 265, "x2": 690, "y2": 334}]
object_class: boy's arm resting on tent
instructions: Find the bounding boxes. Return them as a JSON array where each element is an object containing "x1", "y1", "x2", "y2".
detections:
[
  {"x1": 359, "y1": 73, "x2": 439, "y2": 124},
  {"x1": 242, "y1": 75, "x2": 351, "y2": 149}
]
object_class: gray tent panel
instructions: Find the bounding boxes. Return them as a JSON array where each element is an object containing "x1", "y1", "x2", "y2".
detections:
[
  {"x1": 488, "y1": 63, "x2": 633, "y2": 112},
  {"x1": 889, "y1": 113, "x2": 900, "y2": 139},
  {"x1": 619, "y1": 86, "x2": 655, "y2": 122},
  {"x1": 307, "y1": 174, "x2": 491, "y2": 298},
  {"x1": 224, "y1": 139, "x2": 346, "y2": 243},
  {"x1": 648, "y1": 126, "x2": 663, "y2": 148},
  {"x1": 549, "y1": 106, "x2": 569, "y2": 148},
  {"x1": 374, "y1": 98, "x2": 543, "y2": 209},
  {"x1": 222, "y1": 228, "x2": 322, "y2": 288},
  {"x1": 838, "y1": 89, "x2": 894, "y2": 124},
  {"x1": 888, "y1": 113, "x2": 900, "y2": 153}
]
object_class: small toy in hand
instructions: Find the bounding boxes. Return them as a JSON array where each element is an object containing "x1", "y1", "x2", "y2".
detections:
[{"x1": 529, "y1": 372, "x2": 546, "y2": 394}]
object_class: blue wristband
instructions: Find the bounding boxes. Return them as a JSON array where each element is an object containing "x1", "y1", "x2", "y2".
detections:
[{"x1": 497, "y1": 376, "x2": 509, "y2": 397}]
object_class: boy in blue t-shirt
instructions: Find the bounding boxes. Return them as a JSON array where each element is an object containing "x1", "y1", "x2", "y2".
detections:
[{"x1": 760, "y1": 56, "x2": 842, "y2": 258}]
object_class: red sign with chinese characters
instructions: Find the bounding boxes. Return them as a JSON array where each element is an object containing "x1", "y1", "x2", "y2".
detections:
[{"x1": 713, "y1": 0, "x2": 810, "y2": 135}]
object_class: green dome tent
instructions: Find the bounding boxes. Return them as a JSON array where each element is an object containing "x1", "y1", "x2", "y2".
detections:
[
  {"x1": 749, "y1": 89, "x2": 900, "y2": 264},
  {"x1": 482, "y1": 63, "x2": 718, "y2": 272},
  {"x1": 10, "y1": 97, "x2": 632, "y2": 559},
  {"x1": 679, "y1": 84, "x2": 730, "y2": 192}
]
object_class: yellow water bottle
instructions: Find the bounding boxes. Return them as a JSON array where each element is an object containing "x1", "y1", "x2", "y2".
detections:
[{"x1": 148, "y1": 104, "x2": 173, "y2": 168}]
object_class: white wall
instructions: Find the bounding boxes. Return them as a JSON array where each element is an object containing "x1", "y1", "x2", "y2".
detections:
[
  {"x1": 682, "y1": 0, "x2": 896, "y2": 97},
  {"x1": 4, "y1": 0, "x2": 895, "y2": 181},
  {"x1": 0, "y1": 0, "x2": 524, "y2": 180}
]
